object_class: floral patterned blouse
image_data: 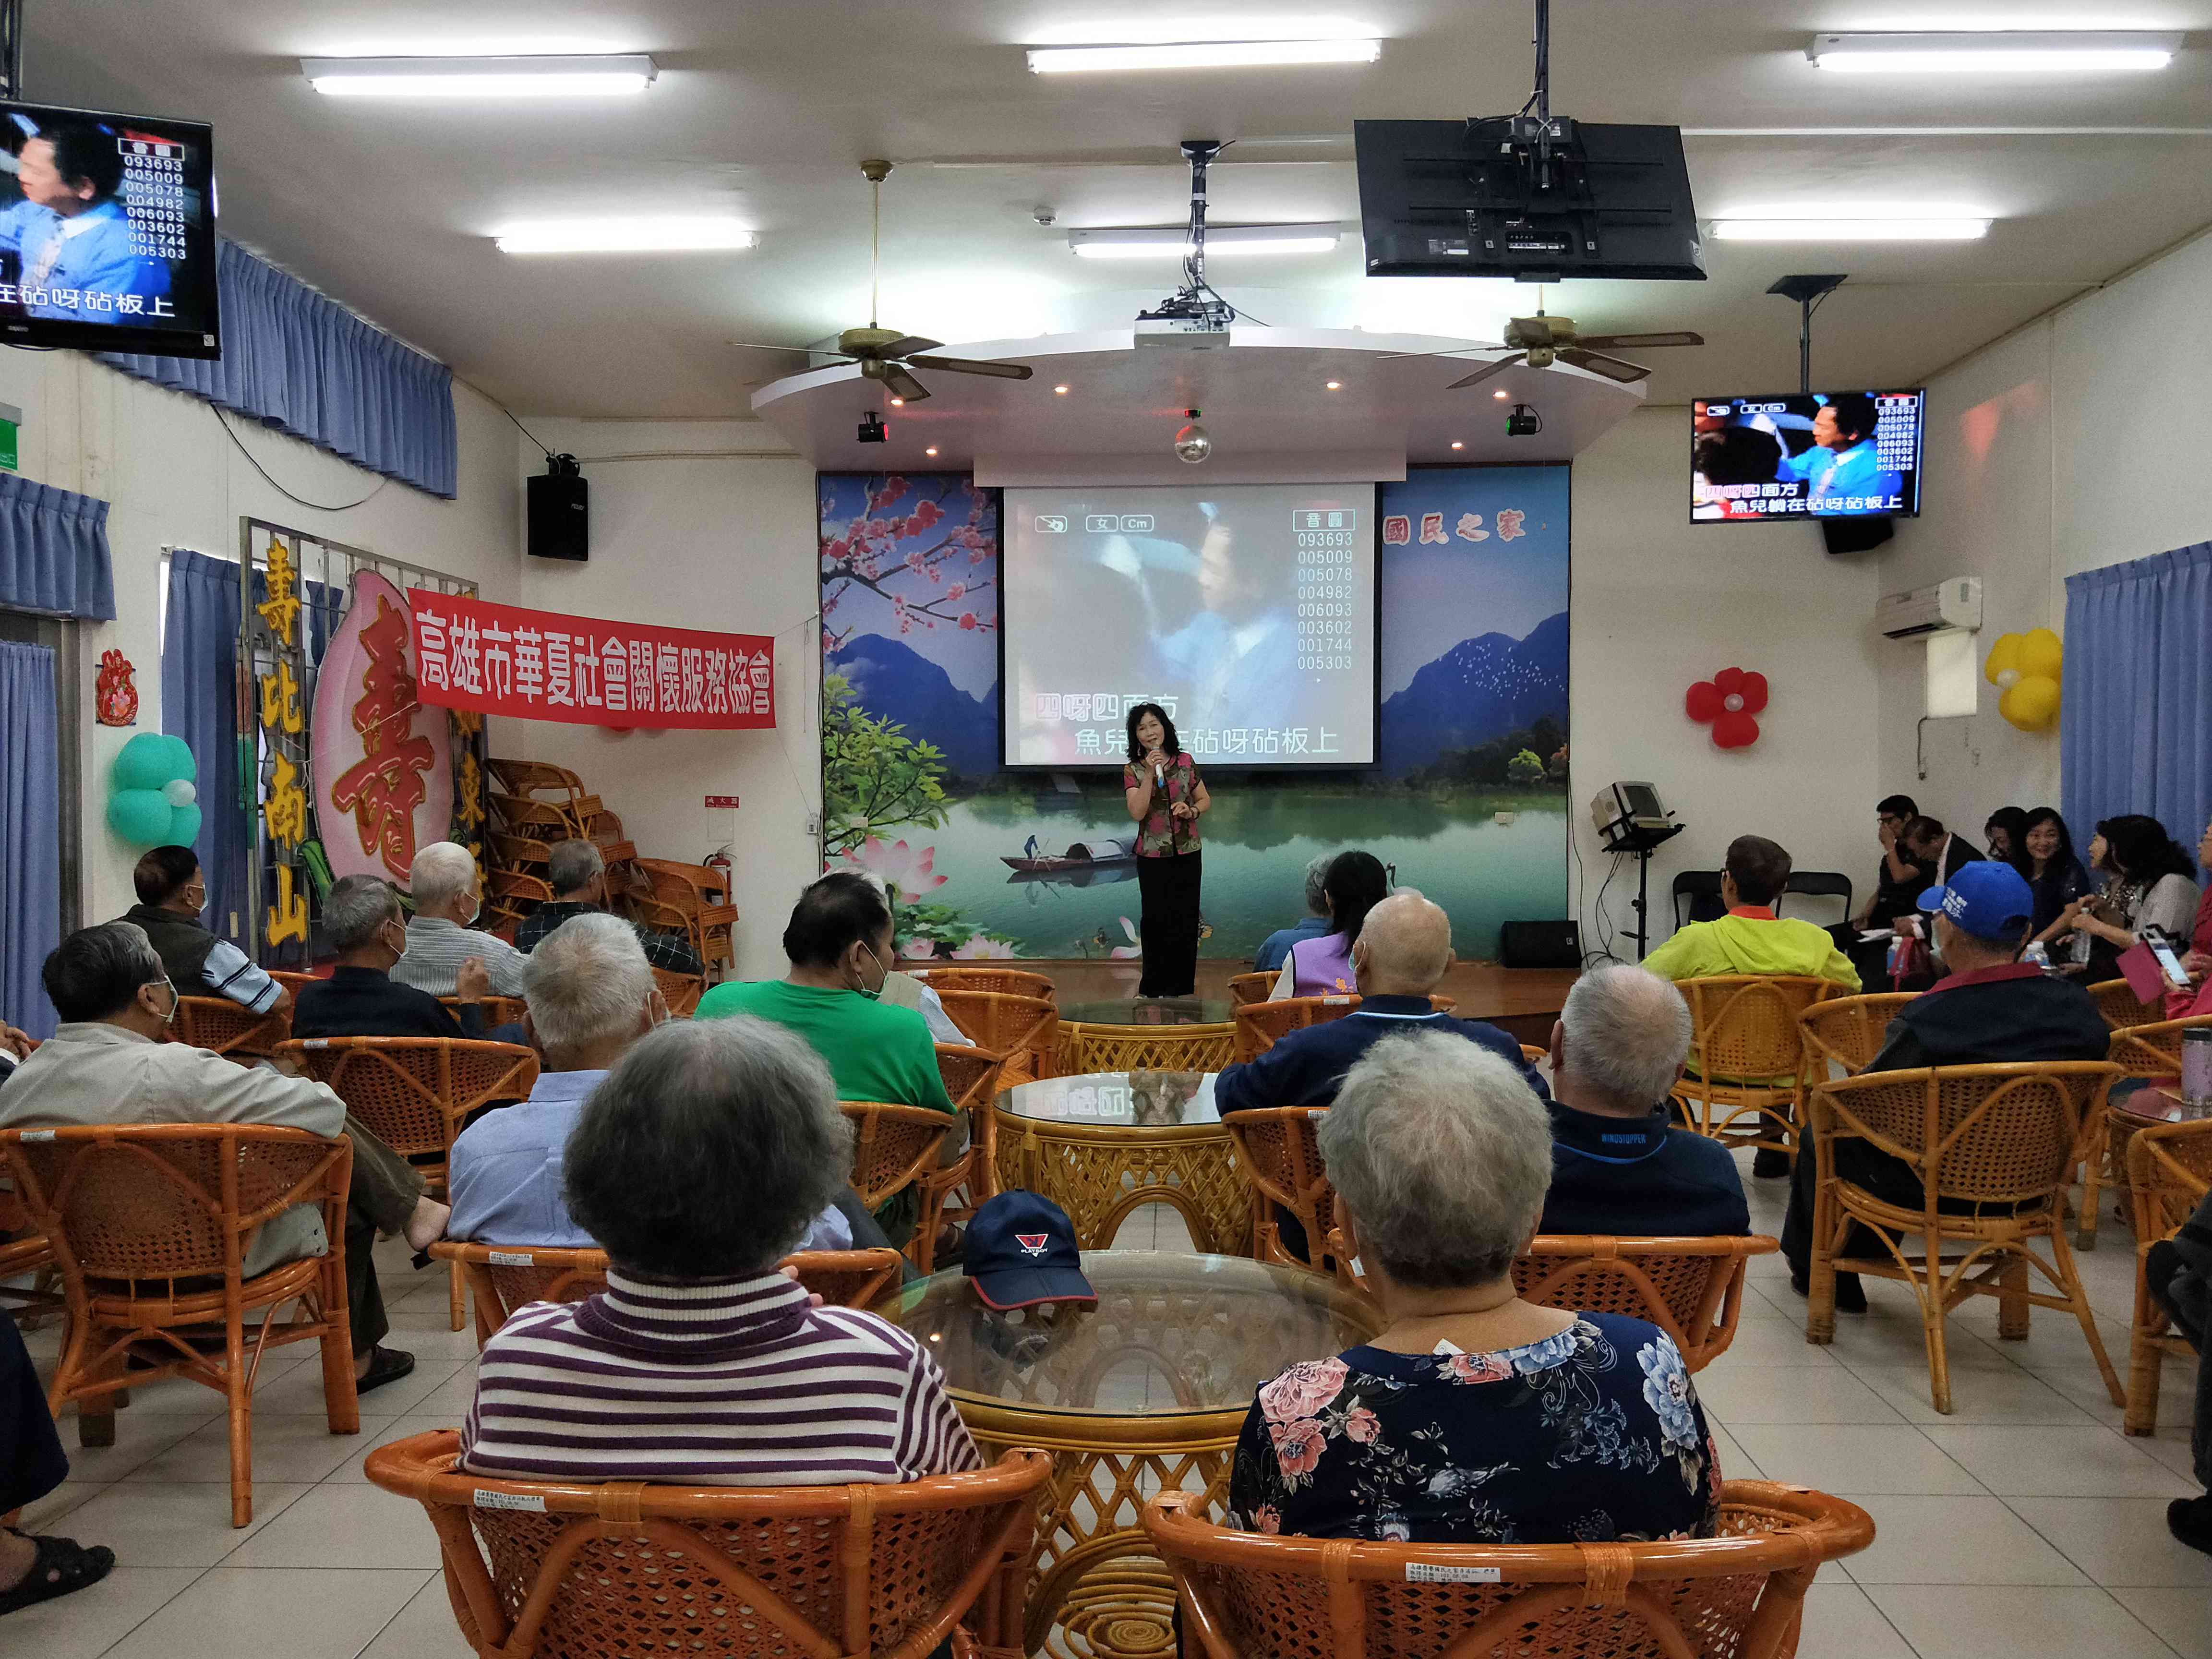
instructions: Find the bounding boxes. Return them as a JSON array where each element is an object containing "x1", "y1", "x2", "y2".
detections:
[
  {"x1": 1226, "y1": 1313, "x2": 1721, "y2": 1545},
  {"x1": 1123, "y1": 752, "x2": 1204, "y2": 858}
]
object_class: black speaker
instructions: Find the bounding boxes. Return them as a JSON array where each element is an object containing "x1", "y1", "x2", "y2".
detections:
[
  {"x1": 1820, "y1": 515, "x2": 1894, "y2": 556},
  {"x1": 527, "y1": 457, "x2": 588, "y2": 561},
  {"x1": 1500, "y1": 919, "x2": 1582, "y2": 969}
]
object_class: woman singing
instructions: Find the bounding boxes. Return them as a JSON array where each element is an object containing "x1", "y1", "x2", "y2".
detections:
[{"x1": 1123, "y1": 702, "x2": 1210, "y2": 997}]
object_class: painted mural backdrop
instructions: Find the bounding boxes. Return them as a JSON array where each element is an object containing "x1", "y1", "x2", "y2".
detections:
[{"x1": 818, "y1": 468, "x2": 1569, "y2": 962}]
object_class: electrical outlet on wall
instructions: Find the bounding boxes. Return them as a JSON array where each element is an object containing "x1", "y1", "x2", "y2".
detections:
[{"x1": 805, "y1": 813, "x2": 820, "y2": 838}]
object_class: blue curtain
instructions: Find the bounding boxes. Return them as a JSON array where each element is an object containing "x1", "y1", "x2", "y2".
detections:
[
  {"x1": 102, "y1": 240, "x2": 458, "y2": 500},
  {"x1": 0, "y1": 471, "x2": 113, "y2": 621},
  {"x1": 163, "y1": 551, "x2": 248, "y2": 945},
  {"x1": 2062, "y1": 541, "x2": 2212, "y2": 853},
  {"x1": 0, "y1": 640, "x2": 60, "y2": 1036}
]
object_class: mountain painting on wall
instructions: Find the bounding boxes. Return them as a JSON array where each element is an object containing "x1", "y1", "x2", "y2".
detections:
[
  {"x1": 829, "y1": 633, "x2": 1000, "y2": 776},
  {"x1": 1378, "y1": 610, "x2": 1568, "y2": 776}
]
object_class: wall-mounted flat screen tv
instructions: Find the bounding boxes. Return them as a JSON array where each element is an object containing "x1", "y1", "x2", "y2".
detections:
[
  {"x1": 1692, "y1": 389, "x2": 1923, "y2": 522},
  {"x1": 0, "y1": 100, "x2": 218, "y2": 358}
]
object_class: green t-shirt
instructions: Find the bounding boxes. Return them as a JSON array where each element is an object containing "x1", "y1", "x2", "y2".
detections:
[{"x1": 694, "y1": 979, "x2": 955, "y2": 1114}]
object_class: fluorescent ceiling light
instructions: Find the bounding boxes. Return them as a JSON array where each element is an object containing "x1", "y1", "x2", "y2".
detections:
[
  {"x1": 493, "y1": 219, "x2": 757, "y2": 254},
  {"x1": 1711, "y1": 217, "x2": 1989, "y2": 241},
  {"x1": 1027, "y1": 38, "x2": 1380, "y2": 73},
  {"x1": 1807, "y1": 32, "x2": 2179, "y2": 74},
  {"x1": 302, "y1": 54, "x2": 657, "y2": 97},
  {"x1": 1069, "y1": 223, "x2": 1343, "y2": 258}
]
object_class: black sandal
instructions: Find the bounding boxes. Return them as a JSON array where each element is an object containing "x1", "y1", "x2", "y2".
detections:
[
  {"x1": 354, "y1": 1346, "x2": 417, "y2": 1396},
  {"x1": 0, "y1": 1530, "x2": 116, "y2": 1616}
]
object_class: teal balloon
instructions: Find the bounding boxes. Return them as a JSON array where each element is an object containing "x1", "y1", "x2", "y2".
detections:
[
  {"x1": 155, "y1": 733, "x2": 196, "y2": 783},
  {"x1": 111, "y1": 732, "x2": 173, "y2": 791},
  {"x1": 108, "y1": 788, "x2": 175, "y2": 847},
  {"x1": 168, "y1": 803, "x2": 202, "y2": 847}
]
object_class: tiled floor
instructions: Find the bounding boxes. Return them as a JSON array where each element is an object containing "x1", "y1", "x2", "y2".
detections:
[{"x1": 15, "y1": 1158, "x2": 2211, "y2": 1659}]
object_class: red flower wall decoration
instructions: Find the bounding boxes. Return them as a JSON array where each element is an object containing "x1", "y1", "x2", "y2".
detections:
[{"x1": 1686, "y1": 666, "x2": 1767, "y2": 749}]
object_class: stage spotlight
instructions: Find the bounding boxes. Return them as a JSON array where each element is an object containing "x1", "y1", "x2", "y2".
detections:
[
  {"x1": 1173, "y1": 408, "x2": 1212, "y2": 464},
  {"x1": 858, "y1": 411, "x2": 888, "y2": 444},
  {"x1": 1505, "y1": 403, "x2": 1541, "y2": 437}
]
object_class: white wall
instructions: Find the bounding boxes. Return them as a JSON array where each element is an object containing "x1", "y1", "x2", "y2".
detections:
[
  {"x1": 492, "y1": 420, "x2": 823, "y2": 976},
  {"x1": 1570, "y1": 407, "x2": 1885, "y2": 952},
  {"x1": 1877, "y1": 227, "x2": 2212, "y2": 835},
  {"x1": 0, "y1": 349, "x2": 521, "y2": 927}
]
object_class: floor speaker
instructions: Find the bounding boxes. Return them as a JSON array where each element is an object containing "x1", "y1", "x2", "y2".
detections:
[
  {"x1": 1500, "y1": 919, "x2": 1582, "y2": 969},
  {"x1": 527, "y1": 469, "x2": 588, "y2": 561}
]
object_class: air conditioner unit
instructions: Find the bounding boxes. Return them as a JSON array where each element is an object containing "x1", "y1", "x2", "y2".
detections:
[{"x1": 1876, "y1": 577, "x2": 1982, "y2": 639}]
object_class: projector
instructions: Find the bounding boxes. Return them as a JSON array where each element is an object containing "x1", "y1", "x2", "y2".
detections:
[
  {"x1": 857, "y1": 411, "x2": 888, "y2": 444},
  {"x1": 1135, "y1": 292, "x2": 1234, "y2": 349}
]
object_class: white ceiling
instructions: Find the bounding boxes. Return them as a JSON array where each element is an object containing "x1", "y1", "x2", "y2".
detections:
[{"x1": 25, "y1": 1, "x2": 2212, "y2": 417}]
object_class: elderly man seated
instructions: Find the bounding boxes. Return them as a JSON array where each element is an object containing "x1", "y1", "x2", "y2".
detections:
[
  {"x1": 1227, "y1": 1031, "x2": 1720, "y2": 1543},
  {"x1": 293, "y1": 875, "x2": 490, "y2": 1039},
  {"x1": 1540, "y1": 965, "x2": 1748, "y2": 1237},
  {"x1": 395, "y1": 841, "x2": 527, "y2": 998},
  {"x1": 461, "y1": 1017, "x2": 979, "y2": 1485},
  {"x1": 1253, "y1": 853, "x2": 1335, "y2": 974},
  {"x1": 447, "y1": 914, "x2": 867, "y2": 1254},
  {"x1": 1215, "y1": 890, "x2": 1546, "y2": 1117},
  {"x1": 514, "y1": 837, "x2": 704, "y2": 974},
  {"x1": 0, "y1": 923, "x2": 444, "y2": 1391},
  {"x1": 119, "y1": 844, "x2": 290, "y2": 1021}
]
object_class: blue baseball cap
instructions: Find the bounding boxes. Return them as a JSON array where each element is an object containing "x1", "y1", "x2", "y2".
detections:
[
  {"x1": 963, "y1": 1191, "x2": 1095, "y2": 1310},
  {"x1": 1918, "y1": 860, "x2": 2035, "y2": 942}
]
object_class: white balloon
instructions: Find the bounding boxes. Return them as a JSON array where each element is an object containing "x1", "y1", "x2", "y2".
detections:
[
  {"x1": 1995, "y1": 668, "x2": 2020, "y2": 690},
  {"x1": 163, "y1": 779, "x2": 197, "y2": 807}
]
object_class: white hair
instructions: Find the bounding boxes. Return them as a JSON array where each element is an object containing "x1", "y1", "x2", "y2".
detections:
[
  {"x1": 1318, "y1": 1030, "x2": 1552, "y2": 1288},
  {"x1": 409, "y1": 842, "x2": 480, "y2": 912},
  {"x1": 547, "y1": 838, "x2": 605, "y2": 895},
  {"x1": 325, "y1": 875, "x2": 399, "y2": 954},
  {"x1": 1558, "y1": 965, "x2": 1693, "y2": 1108},
  {"x1": 1302, "y1": 853, "x2": 1334, "y2": 915},
  {"x1": 522, "y1": 913, "x2": 654, "y2": 1053}
]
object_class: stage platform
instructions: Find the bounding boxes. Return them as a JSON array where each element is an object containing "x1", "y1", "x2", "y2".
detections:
[{"x1": 1025, "y1": 960, "x2": 1578, "y2": 1048}]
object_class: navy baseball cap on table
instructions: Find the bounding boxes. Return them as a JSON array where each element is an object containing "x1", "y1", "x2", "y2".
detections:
[
  {"x1": 1918, "y1": 861, "x2": 2036, "y2": 942},
  {"x1": 963, "y1": 1191, "x2": 1095, "y2": 1310}
]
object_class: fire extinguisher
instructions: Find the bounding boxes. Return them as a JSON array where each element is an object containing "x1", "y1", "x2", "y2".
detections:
[{"x1": 703, "y1": 843, "x2": 733, "y2": 899}]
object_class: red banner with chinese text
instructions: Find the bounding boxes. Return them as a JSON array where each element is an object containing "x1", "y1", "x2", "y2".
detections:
[{"x1": 405, "y1": 591, "x2": 775, "y2": 730}]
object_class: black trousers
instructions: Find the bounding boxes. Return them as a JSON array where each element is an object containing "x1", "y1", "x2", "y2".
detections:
[
  {"x1": 1, "y1": 1306, "x2": 67, "y2": 1513},
  {"x1": 344, "y1": 1204, "x2": 389, "y2": 1358},
  {"x1": 1135, "y1": 852, "x2": 1203, "y2": 998}
]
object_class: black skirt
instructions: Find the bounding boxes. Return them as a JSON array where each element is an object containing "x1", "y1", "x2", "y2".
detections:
[{"x1": 1134, "y1": 851, "x2": 1203, "y2": 998}]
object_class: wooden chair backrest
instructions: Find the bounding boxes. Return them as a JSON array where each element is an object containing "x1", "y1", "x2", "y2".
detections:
[
  {"x1": 1511, "y1": 1235, "x2": 1778, "y2": 1371},
  {"x1": 930, "y1": 989, "x2": 1058, "y2": 1061},
  {"x1": 1145, "y1": 1481, "x2": 1874, "y2": 1659},
  {"x1": 909, "y1": 966, "x2": 1057, "y2": 1003},
  {"x1": 2, "y1": 1123, "x2": 350, "y2": 1283},
  {"x1": 842, "y1": 1102, "x2": 955, "y2": 1209},
  {"x1": 935, "y1": 1044, "x2": 1007, "y2": 1112},
  {"x1": 1226, "y1": 972, "x2": 1275, "y2": 1006},
  {"x1": 2090, "y1": 977, "x2": 2168, "y2": 1032},
  {"x1": 636, "y1": 857, "x2": 733, "y2": 908},
  {"x1": 489, "y1": 868, "x2": 556, "y2": 904},
  {"x1": 1678, "y1": 975, "x2": 1839, "y2": 1080},
  {"x1": 490, "y1": 831, "x2": 554, "y2": 867},
  {"x1": 1815, "y1": 1061, "x2": 2120, "y2": 1206},
  {"x1": 364, "y1": 1431, "x2": 1050, "y2": 1659},
  {"x1": 490, "y1": 793, "x2": 575, "y2": 837},
  {"x1": 487, "y1": 757, "x2": 587, "y2": 797},
  {"x1": 168, "y1": 995, "x2": 289, "y2": 1060},
  {"x1": 440, "y1": 995, "x2": 529, "y2": 1030},
  {"x1": 2109, "y1": 1014, "x2": 2212, "y2": 1079},
  {"x1": 1797, "y1": 992, "x2": 1920, "y2": 1077},
  {"x1": 2125, "y1": 1118, "x2": 2212, "y2": 1246},
  {"x1": 651, "y1": 967, "x2": 706, "y2": 1018},
  {"x1": 1220, "y1": 1106, "x2": 1332, "y2": 1268},
  {"x1": 274, "y1": 1037, "x2": 539, "y2": 1158},
  {"x1": 1233, "y1": 994, "x2": 1359, "y2": 1062},
  {"x1": 268, "y1": 970, "x2": 320, "y2": 998}
]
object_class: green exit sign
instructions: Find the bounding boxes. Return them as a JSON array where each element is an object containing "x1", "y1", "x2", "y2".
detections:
[{"x1": 0, "y1": 401, "x2": 20, "y2": 471}]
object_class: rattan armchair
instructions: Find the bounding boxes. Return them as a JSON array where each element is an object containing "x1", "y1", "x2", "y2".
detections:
[
  {"x1": 636, "y1": 858, "x2": 738, "y2": 977},
  {"x1": 485, "y1": 867, "x2": 555, "y2": 933},
  {"x1": 2123, "y1": 1118, "x2": 2212, "y2": 1436},
  {"x1": 650, "y1": 965, "x2": 706, "y2": 1018},
  {"x1": 432, "y1": 1242, "x2": 908, "y2": 1346},
  {"x1": 3, "y1": 1123, "x2": 358, "y2": 1526},
  {"x1": 1226, "y1": 971, "x2": 1274, "y2": 1006},
  {"x1": 1512, "y1": 1236, "x2": 1778, "y2": 1372},
  {"x1": 1144, "y1": 1481, "x2": 1875, "y2": 1659},
  {"x1": 168, "y1": 994, "x2": 289, "y2": 1061},
  {"x1": 2090, "y1": 976, "x2": 2168, "y2": 1032},
  {"x1": 2080, "y1": 1015, "x2": 2206, "y2": 1237},
  {"x1": 843, "y1": 1099, "x2": 958, "y2": 1242},
  {"x1": 931, "y1": 989, "x2": 1058, "y2": 1083},
  {"x1": 910, "y1": 965, "x2": 1058, "y2": 1003},
  {"x1": 366, "y1": 1431, "x2": 1049, "y2": 1659},
  {"x1": 486, "y1": 757, "x2": 595, "y2": 837},
  {"x1": 0, "y1": 1181, "x2": 60, "y2": 1319},
  {"x1": 438, "y1": 994, "x2": 529, "y2": 1031},
  {"x1": 1797, "y1": 992, "x2": 1920, "y2": 1078},
  {"x1": 1221, "y1": 1106, "x2": 1333, "y2": 1273},
  {"x1": 275, "y1": 1036, "x2": 538, "y2": 1330},
  {"x1": 1806, "y1": 1059, "x2": 2124, "y2": 1415},
  {"x1": 1232, "y1": 994, "x2": 1358, "y2": 1063},
  {"x1": 1668, "y1": 975, "x2": 1840, "y2": 1162},
  {"x1": 917, "y1": 1044, "x2": 1009, "y2": 1272}
]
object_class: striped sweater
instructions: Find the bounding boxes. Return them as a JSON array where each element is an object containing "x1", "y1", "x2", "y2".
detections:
[{"x1": 460, "y1": 1268, "x2": 981, "y2": 1485}]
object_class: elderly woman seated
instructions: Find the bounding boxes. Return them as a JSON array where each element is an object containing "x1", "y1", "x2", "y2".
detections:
[
  {"x1": 460, "y1": 1016, "x2": 980, "y2": 1485},
  {"x1": 1227, "y1": 1030, "x2": 1721, "y2": 1543}
]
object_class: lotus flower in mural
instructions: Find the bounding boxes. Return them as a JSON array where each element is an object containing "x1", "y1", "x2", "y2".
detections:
[
  {"x1": 836, "y1": 835, "x2": 948, "y2": 901},
  {"x1": 901, "y1": 938, "x2": 940, "y2": 961},
  {"x1": 1111, "y1": 916, "x2": 1142, "y2": 959},
  {"x1": 951, "y1": 934, "x2": 1020, "y2": 960},
  {"x1": 1685, "y1": 667, "x2": 1767, "y2": 750}
]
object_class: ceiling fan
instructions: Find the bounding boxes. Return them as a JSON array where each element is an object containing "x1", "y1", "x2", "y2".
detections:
[
  {"x1": 1392, "y1": 300, "x2": 1703, "y2": 389},
  {"x1": 726, "y1": 160, "x2": 1034, "y2": 402}
]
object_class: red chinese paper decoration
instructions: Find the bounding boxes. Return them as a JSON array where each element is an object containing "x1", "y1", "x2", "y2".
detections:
[
  {"x1": 95, "y1": 649, "x2": 139, "y2": 726},
  {"x1": 1686, "y1": 666, "x2": 1767, "y2": 749}
]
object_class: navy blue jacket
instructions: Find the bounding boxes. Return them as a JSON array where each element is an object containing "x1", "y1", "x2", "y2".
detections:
[
  {"x1": 1213, "y1": 995, "x2": 1549, "y2": 1116},
  {"x1": 1540, "y1": 1101, "x2": 1750, "y2": 1237}
]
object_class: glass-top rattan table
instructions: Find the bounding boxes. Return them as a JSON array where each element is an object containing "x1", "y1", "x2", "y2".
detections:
[{"x1": 1054, "y1": 998, "x2": 1236, "y2": 1074}]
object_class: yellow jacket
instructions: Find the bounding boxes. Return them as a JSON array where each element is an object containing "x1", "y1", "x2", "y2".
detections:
[{"x1": 1643, "y1": 908, "x2": 1862, "y2": 991}]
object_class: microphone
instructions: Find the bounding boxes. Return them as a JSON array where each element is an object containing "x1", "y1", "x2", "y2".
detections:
[{"x1": 1154, "y1": 761, "x2": 1165, "y2": 789}]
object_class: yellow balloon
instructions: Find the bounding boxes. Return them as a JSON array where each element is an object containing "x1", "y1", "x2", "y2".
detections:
[
  {"x1": 2000, "y1": 675, "x2": 2060, "y2": 731},
  {"x1": 1983, "y1": 632, "x2": 2022, "y2": 685},
  {"x1": 2018, "y1": 626, "x2": 2064, "y2": 680}
]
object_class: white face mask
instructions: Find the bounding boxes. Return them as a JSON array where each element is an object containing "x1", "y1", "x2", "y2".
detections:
[{"x1": 149, "y1": 976, "x2": 178, "y2": 1027}]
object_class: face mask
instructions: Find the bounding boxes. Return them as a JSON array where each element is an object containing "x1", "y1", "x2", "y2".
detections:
[
  {"x1": 854, "y1": 941, "x2": 888, "y2": 1000},
  {"x1": 459, "y1": 893, "x2": 481, "y2": 927},
  {"x1": 150, "y1": 977, "x2": 178, "y2": 1027}
]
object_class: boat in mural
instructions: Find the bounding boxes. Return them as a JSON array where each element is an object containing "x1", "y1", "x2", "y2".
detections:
[{"x1": 1002, "y1": 836, "x2": 1137, "y2": 881}]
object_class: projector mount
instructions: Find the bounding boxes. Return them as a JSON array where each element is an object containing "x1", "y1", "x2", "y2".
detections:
[
  {"x1": 1767, "y1": 274, "x2": 1848, "y2": 393},
  {"x1": 1485, "y1": 0, "x2": 1578, "y2": 195},
  {"x1": 1135, "y1": 140, "x2": 1238, "y2": 343}
]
